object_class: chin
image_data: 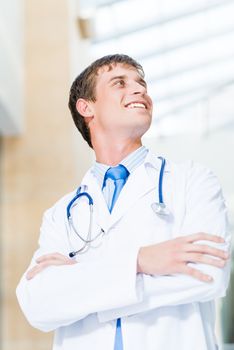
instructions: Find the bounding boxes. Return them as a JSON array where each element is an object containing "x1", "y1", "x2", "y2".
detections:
[
  {"x1": 139, "y1": 117, "x2": 152, "y2": 132},
  {"x1": 131, "y1": 122, "x2": 151, "y2": 139}
]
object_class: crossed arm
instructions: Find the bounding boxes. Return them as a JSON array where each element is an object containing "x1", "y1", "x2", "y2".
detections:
[
  {"x1": 27, "y1": 232, "x2": 228, "y2": 282},
  {"x1": 21, "y1": 232, "x2": 230, "y2": 329},
  {"x1": 16, "y1": 164, "x2": 231, "y2": 331}
]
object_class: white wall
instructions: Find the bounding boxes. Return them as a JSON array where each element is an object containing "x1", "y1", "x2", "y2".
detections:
[
  {"x1": 0, "y1": 0, "x2": 24, "y2": 134},
  {"x1": 144, "y1": 129, "x2": 234, "y2": 222},
  {"x1": 68, "y1": 0, "x2": 94, "y2": 175}
]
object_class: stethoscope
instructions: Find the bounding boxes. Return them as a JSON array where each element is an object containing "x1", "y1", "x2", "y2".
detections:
[{"x1": 67, "y1": 157, "x2": 169, "y2": 258}]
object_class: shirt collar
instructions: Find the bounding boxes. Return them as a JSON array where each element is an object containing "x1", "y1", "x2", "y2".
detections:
[
  {"x1": 92, "y1": 146, "x2": 148, "y2": 187},
  {"x1": 144, "y1": 151, "x2": 171, "y2": 173}
]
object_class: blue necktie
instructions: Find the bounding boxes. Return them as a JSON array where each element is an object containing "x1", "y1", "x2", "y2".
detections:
[
  {"x1": 103, "y1": 164, "x2": 129, "y2": 213},
  {"x1": 103, "y1": 164, "x2": 129, "y2": 349}
]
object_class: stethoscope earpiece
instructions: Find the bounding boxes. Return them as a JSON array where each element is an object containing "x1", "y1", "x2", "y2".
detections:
[{"x1": 69, "y1": 251, "x2": 77, "y2": 258}]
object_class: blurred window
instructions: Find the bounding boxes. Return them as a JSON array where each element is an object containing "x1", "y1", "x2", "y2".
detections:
[{"x1": 79, "y1": 0, "x2": 234, "y2": 138}]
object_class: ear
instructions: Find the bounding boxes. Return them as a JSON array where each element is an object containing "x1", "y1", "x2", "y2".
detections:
[{"x1": 76, "y1": 98, "x2": 94, "y2": 119}]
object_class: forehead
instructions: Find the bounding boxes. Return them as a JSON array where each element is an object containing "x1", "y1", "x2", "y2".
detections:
[{"x1": 96, "y1": 63, "x2": 142, "y2": 84}]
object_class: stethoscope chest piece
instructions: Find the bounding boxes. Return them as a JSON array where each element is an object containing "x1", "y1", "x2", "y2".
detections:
[{"x1": 151, "y1": 202, "x2": 170, "y2": 216}]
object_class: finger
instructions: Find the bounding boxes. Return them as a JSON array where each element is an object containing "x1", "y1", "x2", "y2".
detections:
[
  {"x1": 26, "y1": 264, "x2": 45, "y2": 280},
  {"x1": 184, "y1": 244, "x2": 229, "y2": 260},
  {"x1": 181, "y1": 265, "x2": 213, "y2": 283},
  {"x1": 26, "y1": 261, "x2": 55, "y2": 280},
  {"x1": 36, "y1": 253, "x2": 73, "y2": 264},
  {"x1": 26, "y1": 258, "x2": 77, "y2": 280},
  {"x1": 36, "y1": 257, "x2": 76, "y2": 267},
  {"x1": 185, "y1": 233, "x2": 225, "y2": 244},
  {"x1": 36, "y1": 253, "x2": 64, "y2": 263},
  {"x1": 182, "y1": 253, "x2": 227, "y2": 268}
]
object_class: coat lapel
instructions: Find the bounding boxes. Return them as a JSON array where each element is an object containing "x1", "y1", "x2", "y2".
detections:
[
  {"x1": 81, "y1": 170, "x2": 111, "y2": 232},
  {"x1": 109, "y1": 161, "x2": 155, "y2": 227},
  {"x1": 80, "y1": 152, "x2": 170, "y2": 232}
]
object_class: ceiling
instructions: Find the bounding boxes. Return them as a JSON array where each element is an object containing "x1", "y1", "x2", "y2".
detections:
[{"x1": 79, "y1": 0, "x2": 234, "y2": 138}]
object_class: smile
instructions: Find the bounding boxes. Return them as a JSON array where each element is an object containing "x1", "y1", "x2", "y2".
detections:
[{"x1": 125, "y1": 102, "x2": 147, "y2": 109}]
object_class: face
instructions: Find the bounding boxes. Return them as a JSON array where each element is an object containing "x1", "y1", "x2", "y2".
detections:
[{"x1": 87, "y1": 63, "x2": 153, "y2": 141}]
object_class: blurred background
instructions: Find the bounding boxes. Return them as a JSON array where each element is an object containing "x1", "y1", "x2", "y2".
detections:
[{"x1": 0, "y1": 0, "x2": 234, "y2": 349}]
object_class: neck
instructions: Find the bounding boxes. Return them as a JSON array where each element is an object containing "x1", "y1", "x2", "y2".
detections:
[{"x1": 93, "y1": 138, "x2": 142, "y2": 166}]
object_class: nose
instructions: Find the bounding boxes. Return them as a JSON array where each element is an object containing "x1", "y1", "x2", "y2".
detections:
[{"x1": 129, "y1": 80, "x2": 146, "y2": 95}]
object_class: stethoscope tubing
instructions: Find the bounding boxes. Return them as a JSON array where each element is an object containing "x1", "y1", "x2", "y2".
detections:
[
  {"x1": 66, "y1": 156, "x2": 166, "y2": 257},
  {"x1": 158, "y1": 156, "x2": 165, "y2": 204},
  {"x1": 67, "y1": 189, "x2": 93, "y2": 220}
]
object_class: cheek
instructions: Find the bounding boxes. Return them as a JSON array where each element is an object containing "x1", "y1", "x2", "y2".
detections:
[
  {"x1": 96, "y1": 98, "x2": 122, "y2": 118},
  {"x1": 93, "y1": 105, "x2": 118, "y2": 128}
]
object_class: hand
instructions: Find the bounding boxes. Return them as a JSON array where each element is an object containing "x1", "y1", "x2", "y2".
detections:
[
  {"x1": 137, "y1": 233, "x2": 229, "y2": 282},
  {"x1": 26, "y1": 253, "x2": 77, "y2": 280}
]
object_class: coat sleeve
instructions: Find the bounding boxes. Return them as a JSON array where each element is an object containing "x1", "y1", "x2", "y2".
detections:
[
  {"x1": 16, "y1": 195, "x2": 143, "y2": 332},
  {"x1": 97, "y1": 163, "x2": 232, "y2": 322}
]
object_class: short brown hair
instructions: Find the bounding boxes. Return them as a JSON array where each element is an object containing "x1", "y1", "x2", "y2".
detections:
[{"x1": 68, "y1": 54, "x2": 144, "y2": 148}]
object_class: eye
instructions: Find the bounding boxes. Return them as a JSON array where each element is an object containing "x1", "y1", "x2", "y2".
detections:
[
  {"x1": 114, "y1": 79, "x2": 125, "y2": 87},
  {"x1": 138, "y1": 80, "x2": 147, "y2": 89}
]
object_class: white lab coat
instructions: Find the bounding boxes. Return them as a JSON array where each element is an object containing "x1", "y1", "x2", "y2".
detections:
[{"x1": 16, "y1": 151, "x2": 231, "y2": 350}]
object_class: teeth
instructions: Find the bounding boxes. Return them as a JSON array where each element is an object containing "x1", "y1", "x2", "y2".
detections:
[{"x1": 127, "y1": 102, "x2": 146, "y2": 109}]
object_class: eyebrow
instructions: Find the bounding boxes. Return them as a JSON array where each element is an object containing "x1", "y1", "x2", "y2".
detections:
[{"x1": 108, "y1": 75, "x2": 147, "y2": 87}]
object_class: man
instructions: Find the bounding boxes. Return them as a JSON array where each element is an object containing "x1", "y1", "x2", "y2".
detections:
[{"x1": 17, "y1": 54, "x2": 231, "y2": 350}]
